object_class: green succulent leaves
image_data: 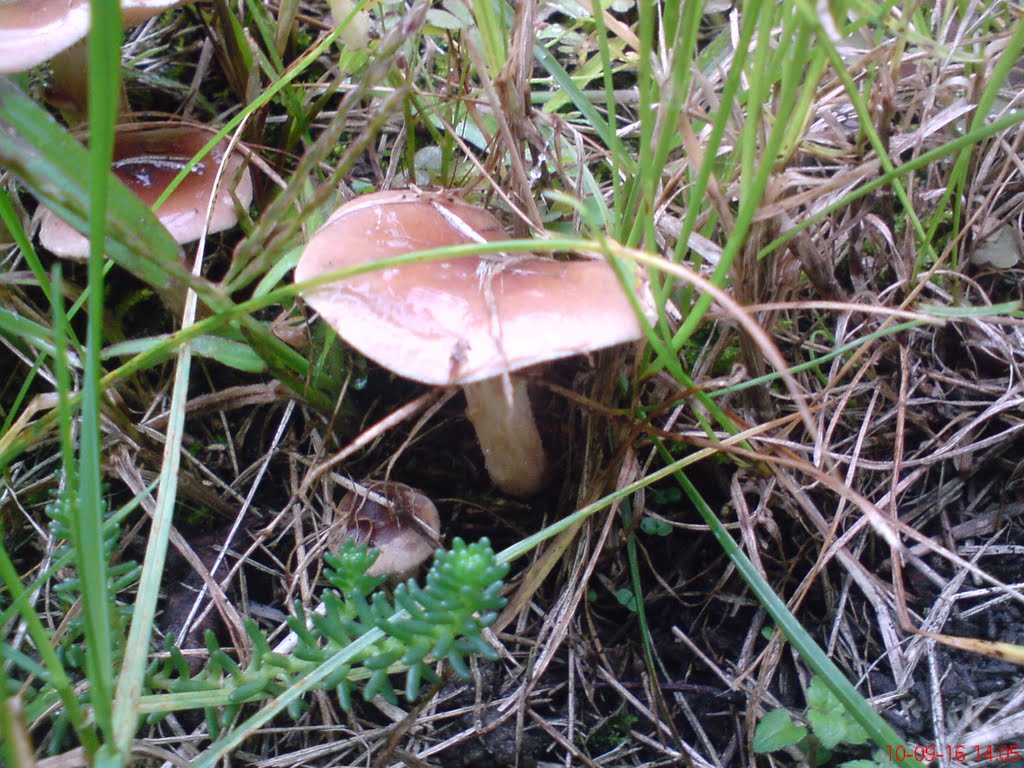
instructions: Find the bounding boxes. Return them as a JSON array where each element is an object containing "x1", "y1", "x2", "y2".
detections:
[{"x1": 148, "y1": 537, "x2": 508, "y2": 719}]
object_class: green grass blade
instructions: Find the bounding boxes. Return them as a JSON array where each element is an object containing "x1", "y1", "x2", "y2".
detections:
[
  {"x1": 0, "y1": 80, "x2": 212, "y2": 313},
  {"x1": 470, "y1": 0, "x2": 507, "y2": 76},
  {"x1": 756, "y1": 108, "x2": 1024, "y2": 262},
  {"x1": 74, "y1": 0, "x2": 124, "y2": 746},
  {"x1": 0, "y1": 528, "x2": 98, "y2": 755},
  {"x1": 532, "y1": 46, "x2": 634, "y2": 179},
  {"x1": 0, "y1": 307, "x2": 59, "y2": 352},
  {"x1": 922, "y1": 11, "x2": 1024, "y2": 272},
  {"x1": 112, "y1": 266, "x2": 198, "y2": 756},
  {"x1": 188, "y1": 627, "x2": 390, "y2": 767},
  {"x1": 666, "y1": 457, "x2": 926, "y2": 767},
  {"x1": 671, "y1": 4, "x2": 758, "y2": 280},
  {"x1": 51, "y1": 266, "x2": 79, "y2": 519},
  {"x1": 0, "y1": 187, "x2": 53, "y2": 308},
  {"x1": 586, "y1": 0, "x2": 621, "y2": 207},
  {"x1": 241, "y1": 0, "x2": 312, "y2": 145},
  {"x1": 671, "y1": 1, "x2": 791, "y2": 352}
]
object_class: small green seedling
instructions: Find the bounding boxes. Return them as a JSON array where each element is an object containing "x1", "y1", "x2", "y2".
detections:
[
  {"x1": 615, "y1": 588, "x2": 639, "y2": 612},
  {"x1": 640, "y1": 516, "x2": 672, "y2": 536},
  {"x1": 754, "y1": 676, "x2": 894, "y2": 767}
]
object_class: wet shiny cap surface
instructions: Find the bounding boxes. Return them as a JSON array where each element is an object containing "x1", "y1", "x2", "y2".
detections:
[
  {"x1": 295, "y1": 189, "x2": 652, "y2": 385},
  {"x1": 39, "y1": 125, "x2": 253, "y2": 258}
]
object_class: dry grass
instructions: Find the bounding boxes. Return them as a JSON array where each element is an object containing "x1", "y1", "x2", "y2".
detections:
[{"x1": 2, "y1": 1, "x2": 1024, "y2": 766}]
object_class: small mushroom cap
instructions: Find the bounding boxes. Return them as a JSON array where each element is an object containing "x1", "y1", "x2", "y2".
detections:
[
  {"x1": 295, "y1": 189, "x2": 652, "y2": 385},
  {"x1": 0, "y1": 0, "x2": 90, "y2": 74},
  {"x1": 39, "y1": 125, "x2": 253, "y2": 259},
  {"x1": 338, "y1": 482, "x2": 441, "y2": 579}
]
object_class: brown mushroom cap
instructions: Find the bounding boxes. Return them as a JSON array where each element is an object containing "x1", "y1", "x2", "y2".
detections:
[
  {"x1": 294, "y1": 189, "x2": 651, "y2": 386},
  {"x1": 0, "y1": 0, "x2": 189, "y2": 74},
  {"x1": 0, "y1": 0, "x2": 90, "y2": 74},
  {"x1": 338, "y1": 482, "x2": 441, "y2": 580},
  {"x1": 295, "y1": 189, "x2": 653, "y2": 498},
  {"x1": 38, "y1": 125, "x2": 254, "y2": 259}
]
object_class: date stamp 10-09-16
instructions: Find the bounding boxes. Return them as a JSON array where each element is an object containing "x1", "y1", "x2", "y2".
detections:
[{"x1": 886, "y1": 744, "x2": 1023, "y2": 763}]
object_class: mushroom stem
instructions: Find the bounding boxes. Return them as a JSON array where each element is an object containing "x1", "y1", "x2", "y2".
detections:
[
  {"x1": 463, "y1": 376, "x2": 547, "y2": 498},
  {"x1": 46, "y1": 39, "x2": 90, "y2": 119},
  {"x1": 47, "y1": 39, "x2": 129, "y2": 121}
]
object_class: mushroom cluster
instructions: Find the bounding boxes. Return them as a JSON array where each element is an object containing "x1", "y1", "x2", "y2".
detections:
[
  {"x1": 295, "y1": 189, "x2": 653, "y2": 497},
  {"x1": 2, "y1": 2, "x2": 254, "y2": 285}
]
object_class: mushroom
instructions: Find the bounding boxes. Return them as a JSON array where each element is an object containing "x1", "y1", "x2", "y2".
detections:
[
  {"x1": 294, "y1": 189, "x2": 653, "y2": 497},
  {"x1": 270, "y1": 480, "x2": 440, "y2": 657},
  {"x1": 337, "y1": 482, "x2": 441, "y2": 580},
  {"x1": 37, "y1": 124, "x2": 253, "y2": 258},
  {"x1": 0, "y1": 0, "x2": 91, "y2": 77},
  {"x1": 0, "y1": 0, "x2": 195, "y2": 118}
]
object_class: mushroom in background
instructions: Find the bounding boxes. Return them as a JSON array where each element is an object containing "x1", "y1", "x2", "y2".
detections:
[
  {"x1": 37, "y1": 124, "x2": 253, "y2": 258},
  {"x1": 0, "y1": 0, "x2": 90, "y2": 77},
  {"x1": 327, "y1": 0, "x2": 371, "y2": 50},
  {"x1": 272, "y1": 481, "x2": 440, "y2": 657},
  {"x1": 336, "y1": 482, "x2": 441, "y2": 581},
  {"x1": 0, "y1": 0, "x2": 197, "y2": 118},
  {"x1": 295, "y1": 189, "x2": 654, "y2": 498},
  {"x1": 2, "y1": 3, "x2": 253, "y2": 309}
]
